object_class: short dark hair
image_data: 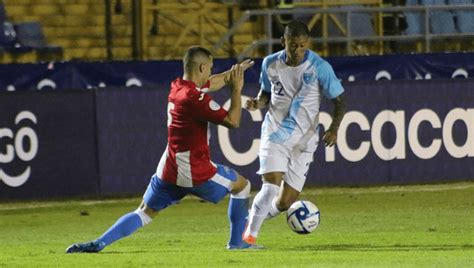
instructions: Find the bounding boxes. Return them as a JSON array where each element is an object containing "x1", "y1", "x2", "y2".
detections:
[
  {"x1": 183, "y1": 46, "x2": 212, "y2": 73},
  {"x1": 284, "y1": 20, "x2": 309, "y2": 37}
]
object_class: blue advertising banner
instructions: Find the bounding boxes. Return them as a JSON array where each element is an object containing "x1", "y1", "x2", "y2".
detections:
[
  {"x1": 209, "y1": 79, "x2": 474, "y2": 187},
  {"x1": 0, "y1": 91, "x2": 99, "y2": 199},
  {"x1": 1, "y1": 79, "x2": 472, "y2": 199},
  {"x1": 1, "y1": 52, "x2": 474, "y2": 91},
  {"x1": 95, "y1": 88, "x2": 167, "y2": 195},
  {"x1": 94, "y1": 79, "x2": 474, "y2": 194}
]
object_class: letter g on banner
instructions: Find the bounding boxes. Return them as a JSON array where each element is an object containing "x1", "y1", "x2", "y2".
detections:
[{"x1": 0, "y1": 111, "x2": 38, "y2": 187}]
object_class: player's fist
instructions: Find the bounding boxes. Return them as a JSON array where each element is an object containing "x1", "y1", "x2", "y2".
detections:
[{"x1": 245, "y1": 98, "x2": 260, "y2": 111}]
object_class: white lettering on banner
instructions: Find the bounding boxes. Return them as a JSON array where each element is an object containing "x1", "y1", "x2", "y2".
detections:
[
  {"x1": 218, "y1": 105, "x2": 474, "y2": 166},
  {"x1": 408, "y1": 109, "x2": 442, "y2": 159},
  {"x1": 371, "y1": 110, "x2": 406, "y2": 161},
  {"x1": 0, "y1": 128, "x2": 14, "y2": 163},
  {"x1": 37, "y1": 79, "x2": 56, "y2": 90},
  {"x1": 126, "y1": 78, "x2": 143, "y2": 87},
  {"x1": 335, "y1": 111, "x2": 371, "y2": 162},
  {"x1": 375, "y1": 70, "x2": 392, "y2": 81},
  {"x1": 415, "y1": 72, "x2": 432, "y2": 80},
  {"x1": 217, "y1": 96, "x2": 261, "y2": 166},
  {"x1": 348, "y1": 69, "x2": 469, "y2": 82},
  {"x1": 0, "y1": 111, "x2": 38, "y2": 187},
  {"x1": 443, "y1": 108, "x2": 474, "y2": 158},
  {"x1": 451, "y1": 68, "x2": 469, "y2": 79}
]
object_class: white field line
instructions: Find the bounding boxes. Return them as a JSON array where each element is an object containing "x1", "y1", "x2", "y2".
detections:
[
  {"x1": 0, "y1": 182, "x2": 472, "y2": 211},
  {"x1": 301, "y1": 182, "x2": 474, "y2": 196},
  {"x1": 0, "y1": 198, "x2": 140, "y2": 211}
]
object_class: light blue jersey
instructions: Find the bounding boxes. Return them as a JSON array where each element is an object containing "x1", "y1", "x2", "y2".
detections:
[{"x1": 259, "y1": 49, "x2": 344, "y2": 152}]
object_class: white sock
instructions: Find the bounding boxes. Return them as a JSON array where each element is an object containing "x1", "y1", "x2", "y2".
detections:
[
  {"x1": 244, "y1": 183, "x2": 280, "y2": 238},
  {"x1": 134, "y1": 208, "x2": 152, "y2": 226},
  {"x1": 266, "y1": 198, "x2": 283, "y2": 219}
]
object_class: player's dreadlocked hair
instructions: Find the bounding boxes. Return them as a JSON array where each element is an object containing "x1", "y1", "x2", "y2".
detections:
[
  {"x1": 183, "y1": 46, "x2": 212, "y2": 73},
  {"x1": 284, "y1": 20, "x2": 310, "y2": 37}
]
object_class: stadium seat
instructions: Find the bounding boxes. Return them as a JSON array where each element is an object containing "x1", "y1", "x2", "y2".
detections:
[
  {"x1": 448, "y1": 0, "x2": 474, "y2": 33},
  {"x1": 0, "y1": 21, "x2": 17, "y2": 48},
  {"x1": 404, "y1": 0, "x2": 425, "y2": 35},
  {"x1": 0, "y1": 3, "x2": 17, "y2": 49},
  {"x1": 14, "y1": 21, "x2": 63, "y2": 54},
  {"x1": 421, "y1": 0, "x2": 456, "y2": 34},
  {"x1": 328, "y1": 5, "x2": 375, "y2": 37}
]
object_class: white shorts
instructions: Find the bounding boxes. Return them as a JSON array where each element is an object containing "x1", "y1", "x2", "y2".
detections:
[{"x1": 257, "y1": 141, "x2": 315, "y2": 192}]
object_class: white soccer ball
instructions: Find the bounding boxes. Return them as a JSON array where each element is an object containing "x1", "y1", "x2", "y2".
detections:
[{"x1": 286, "y1": 200, "x2": 320, "y2": 234}]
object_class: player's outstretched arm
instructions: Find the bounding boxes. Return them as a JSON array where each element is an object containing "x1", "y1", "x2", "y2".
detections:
[
  {"x1": 244, "y1": 90, "x2": 270, "y2": 111},
  {"x1": 322, "y1": 93, "x2": 346, "y2": 147},
  {"x1": 221, "y1": 65, "x2": 244, "y2": 129},
  {"x1": 209, "y1": 59, "x2": 254, "y2": 92}
]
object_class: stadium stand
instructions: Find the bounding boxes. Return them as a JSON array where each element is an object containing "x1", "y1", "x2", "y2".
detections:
[
  {"x1": 449, "y1": 0, "x2": 474, "y2": 33},
  {"x1": 139, "y1": 0, "x2": 256, "y2": 60},
  {"x1": 422, "y1": 0, "x2": 456, "y2": 34},
  {"x1": 0, "y1": 0, "x2": 473, "y2": 63},
  {"x1": 1, "y1": 1, "x2": 64, "y2": 62},
  {"x1": 2, "y1": 0, "x2": 132, "y2": 62},
  {"x1": 14, "y1": 22, "x2": 63, "y2": 56},
  {"x1": 404, "y1": 0, "x2": 423, "y2": 35},
  {"x1": 0, "y1": 3, "x2": 14, "y2": 48}
]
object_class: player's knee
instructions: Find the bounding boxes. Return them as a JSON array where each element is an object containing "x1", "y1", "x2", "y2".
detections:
[
  {"x1": 231, "y1": 179, "x2": 250, "y2": 198},
  {"x1": 262, "y1": 172, "x2": 283, "y2": 185},
  {"x1": 135, "y1": 204, "x2": 157, "y2": 225}
]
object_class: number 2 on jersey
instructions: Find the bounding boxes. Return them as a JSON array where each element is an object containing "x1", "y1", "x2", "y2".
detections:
[{"x1": 273, "y1": 81, "x2": 285, "y2": 96}]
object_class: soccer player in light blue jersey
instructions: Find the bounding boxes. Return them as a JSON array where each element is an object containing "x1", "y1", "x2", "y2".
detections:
[{"x1": 243, "y1": 20, "x2": 347, "y2": 246}]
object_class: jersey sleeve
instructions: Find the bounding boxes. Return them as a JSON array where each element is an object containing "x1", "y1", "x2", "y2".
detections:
[
  {"x1": 317, "y1": 61, "x2": 344, "y2": 99},
  {"x1": 189, "y1": 91, "x2": 228, "y2": 124},
  {"x1": 259, "y1": 57, "x2": 272, "y2": 93}
]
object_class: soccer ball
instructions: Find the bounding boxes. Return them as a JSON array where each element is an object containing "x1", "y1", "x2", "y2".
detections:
[{"x1": 286, "y1": 200, "x2": 320, "y2": 234}]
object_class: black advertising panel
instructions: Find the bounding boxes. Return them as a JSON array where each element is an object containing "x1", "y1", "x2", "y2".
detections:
[{"x1": 0, "y1": 91, "x2": 99, "y2": 199}]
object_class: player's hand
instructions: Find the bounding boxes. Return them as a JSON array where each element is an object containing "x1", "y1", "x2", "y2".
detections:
[
  {"x1": 239, "y1": 59, "x2": 255, "y2": 72},
  {"x1": 244, "y1": 98, "x2": 262, "y2": 111},
  {"x1": 225, "y1": 64, "x2": 244, "y2": 92},
  {"x1": 322, "y1": 129, "x2": 338, "y2": 147}
]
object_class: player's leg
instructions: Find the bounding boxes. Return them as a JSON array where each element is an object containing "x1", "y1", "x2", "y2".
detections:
[
  {"x1": 243, "y1": 142, "x2": 289, "y2": 244},
  {"x1": 92, "y1": 200, "x2": 157, "y2": 249},
  {"x1": 227, "y1": 173, "x2": 253, "y2": 249},
  {"x1": 66, "y1": 174, "x2": 186, "y2": 253},
  {"x1": 189, "y1": 165, "x2": 256, "y2": 249},
  {"x1": 267, "y1": 180, "x2": 301, "y2": 217},
  {"x1": 266, "y1": 150, "x2": 314, "y2": 218},
  {"x1": 65, "y1": 202, "x2": 157, "y2": 254},
  {"x1": 243, "y1": 172, "x2": 283, "y2": 244}
]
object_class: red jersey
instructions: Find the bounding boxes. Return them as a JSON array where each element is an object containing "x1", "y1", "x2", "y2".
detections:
[{"x1": 156, "y1": 77, "x2": 228, "y2": 187}]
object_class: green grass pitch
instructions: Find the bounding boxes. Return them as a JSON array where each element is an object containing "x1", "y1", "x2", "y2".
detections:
[{"x1": 1, "y1": 182, "x2": 473, "y2": 267}]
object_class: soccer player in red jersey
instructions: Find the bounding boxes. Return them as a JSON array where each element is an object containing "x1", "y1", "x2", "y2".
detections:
[{"x1": 66, "y1": 46, "x2": 258, "y2": 253}]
